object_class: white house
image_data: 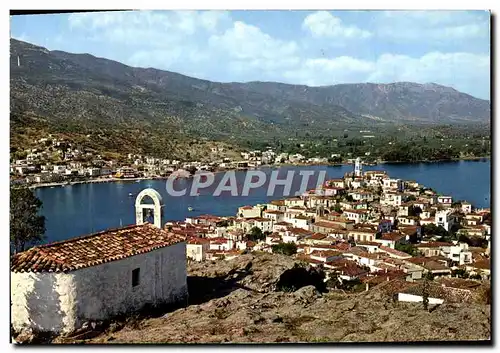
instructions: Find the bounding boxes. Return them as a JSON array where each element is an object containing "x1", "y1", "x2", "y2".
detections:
[
  {"x1": 53, "y1": 165, "x2": 66, "y2": 174},
  {"x1": 290, "y1": 215, "x2": 311, "y2": 230},
  {"x1": 237, "y1": 205, "x2": 261, "y2": 218},
  {"x1": 439, "y1": 242, "x2": 473, "y2": 266},
  {"x1": 461, "y1": 202, "x2": 472, "y2": 214},
  {"x1": 437, "y1": 196, "x2": 453, "y2": 205},
  {"x1": 348, "y1": 190, "x2": 374, "y2": 202},
  {"x1": 186, "y1": 237, "x2": 210, "y2": 262},
  {"x1": 382, "y1": 178, "x2": 403, "y2": 191},
  {"x1": 343, "y1": 209, "x2": 369, "y2": 224},
  {"x1": 11, "y1": 224, "x2": 188, "y2": 335},
  {"x1": 435, "y1": 209, "x2": 455, "y2": 232},
  {"x1": 209, "y1": 237, "x2": 234, "y2": 251},
  {"x1": 263, "y1": 210, "x2": 285, "y2": 223},
  {"x1": 381, "y1": 192, "x2": 405, "y2": 207}
]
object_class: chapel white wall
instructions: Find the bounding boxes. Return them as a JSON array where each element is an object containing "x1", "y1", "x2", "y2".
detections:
[{"x1": 11, "y1": 242, "x2": 187, "y2": 334}]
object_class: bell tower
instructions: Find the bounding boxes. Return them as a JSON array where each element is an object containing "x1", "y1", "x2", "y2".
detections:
[
  {"x1": 354, "y1": 157, "x2": 362, "y2": 177},
  {"x1": 135, "y1": 188, "x2": 164, "y2": 229}
]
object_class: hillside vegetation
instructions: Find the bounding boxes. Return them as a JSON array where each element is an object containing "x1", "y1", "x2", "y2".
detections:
[{"x1": 10, "y1": 39, "x2": 491, "y2": 160}]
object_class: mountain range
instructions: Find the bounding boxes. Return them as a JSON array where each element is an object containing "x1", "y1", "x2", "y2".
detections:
[{"x1": 10, "y1": 39, "x2": 490, "y2": 150}]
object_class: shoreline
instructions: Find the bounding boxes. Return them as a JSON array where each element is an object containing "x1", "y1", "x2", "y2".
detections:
[
  {"x1": 23, "y1": 156, "x2": 490, "y2": 190},
  {"x1": 377, "y1": 156, "x2": 490, "y2": 165}
]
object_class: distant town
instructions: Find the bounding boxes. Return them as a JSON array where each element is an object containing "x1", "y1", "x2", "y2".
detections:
[{"x1": 10, "y1": 133, "x2": 358, "y2": 189}]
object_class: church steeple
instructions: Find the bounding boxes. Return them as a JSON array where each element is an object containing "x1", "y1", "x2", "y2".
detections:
[{"x1": 354, "y1": 157, "x2": 362, "y2": 177}]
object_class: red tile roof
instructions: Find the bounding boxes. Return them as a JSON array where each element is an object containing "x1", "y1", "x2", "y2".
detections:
[
  {"x1": 310, "y1": 250, "x2": 342, "y2": 258},
  {"x1": 264, "y1": 210, "x2": 285, "y2": 215},
  {"x1": 275, "y1": 221, "x2": 292, "y2": 226},
  {"x1": 11, "y1": 224, "x2": 184, "y2": 273},
  {"x1": 313, "y1": 221, "x2": 344, "y2": 229},
  {"x1": 380, "y1": 232, "x2": 406, "y2": 241},
  {"x1": 416, "y1": 241, "x2": 454, "y2": 248},
  {"x1": 309, "y1": 233, "x2": 327, "y2": 240},
  {"x1": 470, "y1": 259, "x2": 490, "y2": 270},
  {"x1": 187, "y1": 237, "x2": 210, "y2": 245},
  {"x1": 379, "y1": 245, "x2": 412, "y2": 258}
]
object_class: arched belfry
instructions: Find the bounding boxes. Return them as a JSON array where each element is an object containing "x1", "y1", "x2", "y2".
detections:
[{"x1": 135, "y1": 188, "x2": 164, "y2": 229}]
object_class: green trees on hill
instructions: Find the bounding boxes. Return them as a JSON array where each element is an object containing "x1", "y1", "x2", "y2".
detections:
[
  {"x1": 10, "y1": 187, "x2": 46, "y2": 253},
  {"x1": 246, "y1": 227, "x2": 265, "y2": 242},
  {"x1": 272, "y1": 242, "x2": 298, "y2": 256}
]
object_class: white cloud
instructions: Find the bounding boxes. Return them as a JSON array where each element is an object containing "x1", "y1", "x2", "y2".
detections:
[
  {"x1": 282, "y1": 51, "x2": 489, "y2": 99},
  {"x1": 376, "y1": 10, "x2": 489, "y2": 41},
  {"x1": 68, "y1": 10, "x2": 230, "y2": 44},
  {"x1": 209, "y1": 21, "x2": 299, "y2": 73},
  {"x1": 302, "y1": 11, "x2": 372, "y2": 39}
]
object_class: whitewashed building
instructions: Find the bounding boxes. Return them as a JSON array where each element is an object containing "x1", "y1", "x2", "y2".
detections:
[
  {"x1": 11, "y1": 187, "x2": 188, "y2": 335},
  {"x1": 11, "y1": 224, "x2": 187, "y2": 334}
]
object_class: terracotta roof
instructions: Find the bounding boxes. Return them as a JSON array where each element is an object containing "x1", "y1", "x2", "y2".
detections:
[
  {"x1": 309, "y1": 233, "x2": 327, "y2": 240},
  {"x1": 379, "y1": 245, "x2": 412, "y2": 258},
  {"x1": 263, "y1": 210, "x2": 285, "y2": 215},
  {"x1": 210, "y1": 237, "x2": 230, "y2": 244},
  {"x1": 380, "y1": 232, "x2": 405, "y2": 241},
  {"x1": 407, "y1": 258, "x2": 449, "y2": 272},
  {"x1": 436, "y1": 277, "x2": 482, "y2": 290},
  {"x1": 187, "y1": 237, "x2": 210, "y2": 245},
  {"x1": 192, "y1": 214, "x2": 221, "y2": 221},
  {"x1": 356, "y1": 241, "x2": 380, "y2": 247},
  {"x1": 307, "y1": 244, "x2": 338, "y2": 251},
  {"x1": 416, "y1": 241, "x2": 454, "y2": 248},
  {"x1": 270, "y1": 200, "x2": 286, "y2": 206},
  {"x1": 333, "y1": 242, "x2": 351, "y2": 251},
  {"x1": 313, "y1": 221, "x2": 344, "y2": 229},
  {"x1": 310, "y1": 250, "x2": 342, "y2": 258},
  {"x1": 286, "y1": 227, "x2": 311, "y2": 235},
  {"x1": 275, "y1": 221, "x2": 292, "y2": 226},
  {"x1": 11, "y1": 224, "x2": 184, "y2": 273},
  {"x1": 470, "y1": 259, "x2": 490, "y2": 270}
]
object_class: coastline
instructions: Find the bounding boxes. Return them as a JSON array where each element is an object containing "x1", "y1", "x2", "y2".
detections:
[
  {"x1": 23, "y1": 156, "x2": 490, "y2": 190},
  {"x1": 377, "y1": 156, "x2": 490, "y2": 165}
]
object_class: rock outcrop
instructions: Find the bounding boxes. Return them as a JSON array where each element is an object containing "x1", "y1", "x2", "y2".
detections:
[{"x1": 45, "y1": 253, "x2": 490, "y2": 344}]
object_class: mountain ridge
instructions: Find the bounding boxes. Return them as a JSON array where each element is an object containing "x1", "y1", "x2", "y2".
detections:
[{"x1": 10, "y1": 38, "x2": 490, "y2": 144}]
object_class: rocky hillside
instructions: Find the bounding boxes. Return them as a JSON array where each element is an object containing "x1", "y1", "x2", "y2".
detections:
[
  {"x1": 20, "y1": 253, "x2": 489, "y2": 344},
  {"x1": 11, "y1": 39, "x2": 490, "y2": 140}
]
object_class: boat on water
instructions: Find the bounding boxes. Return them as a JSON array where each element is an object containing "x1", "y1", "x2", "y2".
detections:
[
  {"x1": 188, "y1": 207, "x2": 194, "y2": 211},
  {"x1": 136, "y1": 180, "x2": 141, "y2": 183},
  {"x1": 128, "y1": 193, "x2": 134, "y2": 197}
]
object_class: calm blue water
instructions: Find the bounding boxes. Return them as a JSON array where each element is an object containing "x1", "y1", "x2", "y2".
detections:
[{"x1": 35, "y1": 160, "x2": 491, "y2": 244}]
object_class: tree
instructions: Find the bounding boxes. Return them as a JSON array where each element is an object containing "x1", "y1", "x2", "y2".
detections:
[
  {"x1": 422, "y1": 274, "x2": 430, "y2": 311},
  {"x1": 395, "y1": 243, "x2": 419, "y2": 256},
  {"x1": 10, "y1": 187, "x2": 46, "y2": 253},
  {"x1": 247, "y1": 226, "x2": 265, "y2": 242},
  {"x1": 332, "y1": 203, "x2": 342, "y2": 213},
  {"x1": 272, "y1": 242, "x2": 297, "y2": 256},
  {"x1": 451, "y1": 269, "x2": 469, "y2": 279}
]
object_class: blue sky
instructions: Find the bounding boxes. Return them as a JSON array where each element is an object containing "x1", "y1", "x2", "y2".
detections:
[{"x1": 10, "y1": 10, "x2": 490, "y2": 99}]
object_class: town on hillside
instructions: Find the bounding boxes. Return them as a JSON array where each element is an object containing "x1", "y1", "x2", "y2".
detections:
[
  {"x1": 173, "y1": 161, "x2": 491, "y2": 294},
  {"x1": 10, "y1": 134, "x2": 361, "y2": 188}
]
